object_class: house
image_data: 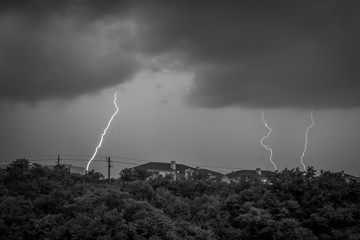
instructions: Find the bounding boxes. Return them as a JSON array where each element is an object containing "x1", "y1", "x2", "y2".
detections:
[
  {"x1": 342, "y1": 172, "x2": 360, "y2": 183},
  {"x1": 135, "y1": 161, "x2": 195, "y2": 180},
  {"x1": 226, "y1": 168, "x2": 273, "y2": 183}
]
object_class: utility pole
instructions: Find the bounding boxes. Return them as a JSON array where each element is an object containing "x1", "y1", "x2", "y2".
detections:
[{"x1": 107, "y1": 156, "x2": 112, "y2": 184}]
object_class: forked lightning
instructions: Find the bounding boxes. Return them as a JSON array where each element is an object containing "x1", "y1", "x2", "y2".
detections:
[
  {"x1": 261, "y1": 111, "x2": 277, "y2": 170},
  {"x1": 300, "y1": 110, "x2": 315, "y2": 171},
  {"x1": 86, "y1": 92, "x2": 119, "y2": 171}
]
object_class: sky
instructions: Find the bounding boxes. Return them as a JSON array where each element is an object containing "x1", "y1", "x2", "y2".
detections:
[{"x1": 1, "y1": 0, "x2": 360, "y2": 177}]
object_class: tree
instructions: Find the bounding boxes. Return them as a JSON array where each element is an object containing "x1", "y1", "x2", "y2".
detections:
[
  {"x1": 1, "y1": 161, "x2": 360, "y2": 240},
  {"x1": 120, "y1": 168, "x2": 151, "y2": 181},
  {"x1": 6, "y1": 158, "x2": 30, "y2": 176},
  {"x1": 84, "y1": 170, "x2": 104, "y2": 183},
  {"x1": 192, "y1": 170, "x2": 211, "y2": 181}
]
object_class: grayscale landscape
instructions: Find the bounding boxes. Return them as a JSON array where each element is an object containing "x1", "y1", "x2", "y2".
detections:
[{"x1": 1, "y1": 1, "x2": 360, "y2": 239}]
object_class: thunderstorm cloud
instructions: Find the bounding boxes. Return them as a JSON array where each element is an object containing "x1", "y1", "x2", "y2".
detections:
[
  {"x1": 1, "y1": 0, "x2": 360, "y2": 109},
  {"x1": 0, "y1": 0, "x2": 139, "y2": 104}
]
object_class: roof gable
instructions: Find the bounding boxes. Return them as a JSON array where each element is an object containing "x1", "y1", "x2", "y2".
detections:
[{"x1": 135, "y1": 162, "x2": 193, "y2": 172}]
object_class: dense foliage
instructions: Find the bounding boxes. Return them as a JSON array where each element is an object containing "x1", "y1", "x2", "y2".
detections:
[{"x1": 1, "y1": 159, "x2": 360, "y2": 239}]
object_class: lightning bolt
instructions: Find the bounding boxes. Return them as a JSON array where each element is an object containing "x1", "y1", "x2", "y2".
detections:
[
  {"x1": 86, "y1": 92, "x2": 119, "y2": 171},
  {"x1": 300, "y1": 110, "x2": 315, "y2": 171},
  {"x1": 260, "y1": 111, "x2": 277, "y2": 170}
]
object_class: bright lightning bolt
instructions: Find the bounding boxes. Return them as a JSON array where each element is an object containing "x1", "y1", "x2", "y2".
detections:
[
  {"x1": 300, "y1": 110, "x2": 315, "y2": 171},
  {"x1": 86, "y1": 92, "x2": 119, "y2": 171},
  {"x1": 260, "y1": 111, "x2": 277, "y2": 171}
]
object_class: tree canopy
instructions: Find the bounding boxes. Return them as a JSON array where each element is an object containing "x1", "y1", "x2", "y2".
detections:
[{"x1": 0, "y1": 160, "x2": 359, "y2": 239}]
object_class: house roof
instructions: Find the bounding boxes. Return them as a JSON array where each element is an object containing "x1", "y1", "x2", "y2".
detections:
[
  {"x1": 344, "y1": 173, "x2": 360, "y2": 181},
  {"x1": 226, "y1": 169, "x2": 273, "y2": 179},
  {"x1": 135, "y1": 162, "x2": 193, "y2": 172}
]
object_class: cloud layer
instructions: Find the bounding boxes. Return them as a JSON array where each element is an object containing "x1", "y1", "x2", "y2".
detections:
[
  {"x1": 133, "y1": 1, "x2": 360, "y2": 109},
  {"x1": 1, "y1": 0, "x2": 360, "y2": 109},
  {"x1": 0, "y1": 0, "x2": 138, "y2": 104}
]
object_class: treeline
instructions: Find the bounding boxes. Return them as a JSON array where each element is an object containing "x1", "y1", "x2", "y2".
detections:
[{"x1": 0, "y1": 159, "x2": 360, "y2": 240}]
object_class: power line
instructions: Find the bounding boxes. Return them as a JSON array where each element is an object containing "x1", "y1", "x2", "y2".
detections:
[
  {"x1": 110, "y1": 156, "x2": 150, "y2": 163},
  {"x1": 0, "y1": 153, "x2": 237, "y2": 168},
  {"x1": 52, "y1": 159, "x2": 103, "y2": 162},
  {"x1": 111, "y1": 160, "x2": 139, "y2": 166},
  {"x1": 1, "y1": 154, "x2": 359, "y2": 176},
  {"x1": 0, "y1": 154, "x2": 58, "y2": 160},
  {"x1": 22, "y1": 154, "x2": 58, "y2": 158},
  {"x1": 0, "y1": 154, "x2": 243, "y2": 171},
  {"x1": 92, "y1": 166, "x2": 108, "y2": 171}
]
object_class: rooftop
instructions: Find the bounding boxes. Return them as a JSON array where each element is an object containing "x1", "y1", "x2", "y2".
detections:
[{"x1": 135, "y1": 162, "x2": 193, "y2": 172}]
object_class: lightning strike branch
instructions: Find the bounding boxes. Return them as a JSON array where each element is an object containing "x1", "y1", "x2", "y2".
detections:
[
  {"x1": 300, "y1": 110, "x2": 315, "y2": 171},
  {"x1": 260, "y1": 111, "x2": 277, "y2": 170},
  {"x1": 86, "y1": 92, "x2": 119, "y2": 171}
]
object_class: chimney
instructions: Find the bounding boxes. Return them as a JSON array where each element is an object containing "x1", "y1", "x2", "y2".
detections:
[
  {"x1": 256, "y1": 168, "x2": 262, "y2": 175},
  {"x1": 170, "y1": 161, "x2": 176, "y2": 171}
]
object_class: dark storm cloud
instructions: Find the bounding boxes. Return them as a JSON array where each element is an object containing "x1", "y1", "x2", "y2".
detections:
[
  {"x1": 0, "y1": 0, "x2": 132, "y2": 19},
  {"x1": 131, "y1": 0, "x2": 360, "y2": 109},
  {"x1": 0, "y1": 0, "x2": 138, "y2": 105},
  {"x1": 1, "y1": 0, "x2": 360, "y2": 109}
]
